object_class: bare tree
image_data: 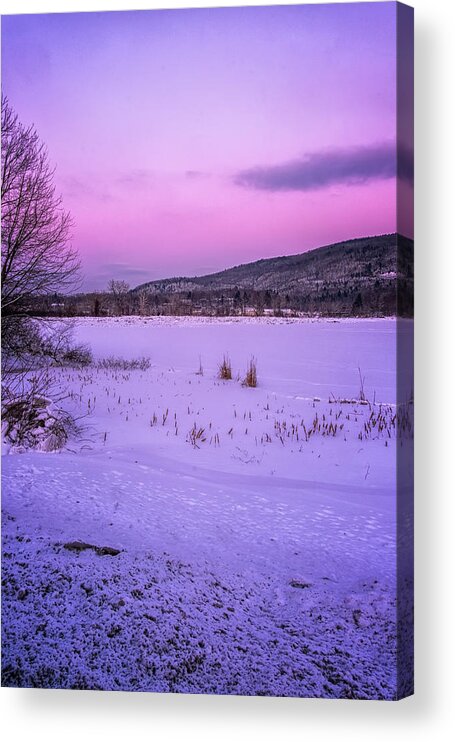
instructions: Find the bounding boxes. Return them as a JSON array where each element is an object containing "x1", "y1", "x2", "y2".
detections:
[
  {"x1": 1, "y1": 95, "x2": 80, "y2": 324},
  {"x1": 1, "y1": 94, "x2": 85, "y2": 425},
  {"x1": 138, "y1": 289, "x2": 148, "y2": 316},
  {"x1": 108, "y1": 279, "x2": 130, "y2": 315}
]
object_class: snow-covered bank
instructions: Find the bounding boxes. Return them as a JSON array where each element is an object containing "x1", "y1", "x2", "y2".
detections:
[
  {"x1": 2, "y1": 317, "x2": 413, "y2": 698},
  {"x1": 2, "y1": 451, "x2": 407, "y2": 698}
]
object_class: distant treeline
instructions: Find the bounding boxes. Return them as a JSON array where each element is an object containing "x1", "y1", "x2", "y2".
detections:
[
  {"x1": 27, "y1": 233, "x2": 414, "y2": 319},
  {"x1": 27, "y1": 281, "x2": 413, "y2": 318}
]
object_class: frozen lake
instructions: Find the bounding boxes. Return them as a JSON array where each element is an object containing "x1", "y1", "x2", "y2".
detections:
[{"x1": 74, "y1": 315, "x2": 406, "y2": 403}]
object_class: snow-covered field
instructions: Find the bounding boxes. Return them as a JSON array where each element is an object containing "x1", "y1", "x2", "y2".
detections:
[{"x1": 1, "y1": 317, "x2": 413, "y2": 698}]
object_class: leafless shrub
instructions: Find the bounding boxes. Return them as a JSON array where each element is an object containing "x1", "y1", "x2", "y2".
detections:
[
  {"x1": 1, "y1": 317, "x2": 43, "y2": 366},
  {"x1": 2, "y1": 365, "x2": 50, "y2": 406},
  {"x1": 218, "y1": 354, "x2": 232, "y2": 380},
  {"x1": 2, "y1": 317, "x2": 72, "y2": 371},
  {"x1": 96, "y1": 356, "x2": 151, "y2": 371},
  {"x1": 242, "y1": 357, "x2": 258, "y2": 388},
  {"x1": 60, "y1": 344, "x2": 93, "y2": 367}
]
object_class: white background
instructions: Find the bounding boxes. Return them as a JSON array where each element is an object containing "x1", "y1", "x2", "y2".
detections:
[{"x1": 0, "y1": 0, "x2": 453, "y2": 739}]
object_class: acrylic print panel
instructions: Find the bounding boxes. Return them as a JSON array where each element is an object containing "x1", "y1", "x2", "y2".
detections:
[{"x1": 1, "y1": 2, "x2": 414, "y2": 699}]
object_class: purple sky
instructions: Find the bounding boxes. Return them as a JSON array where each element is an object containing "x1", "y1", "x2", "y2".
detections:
[{"x1": 1, "y1": 3, "x2": 413, "y2": 291}]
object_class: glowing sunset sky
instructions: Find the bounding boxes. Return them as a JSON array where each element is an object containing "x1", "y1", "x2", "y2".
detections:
[{"x1": 1, "y1": 3, "x2": 413, "y2": 290}]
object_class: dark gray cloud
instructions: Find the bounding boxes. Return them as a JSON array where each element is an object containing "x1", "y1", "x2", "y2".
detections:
[{"x1": 234, "y1": 142, "x2": 413, "y2": 192}]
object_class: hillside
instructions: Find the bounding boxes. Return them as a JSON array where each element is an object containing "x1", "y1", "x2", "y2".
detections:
[
  {"x1": 33, "y1": 233, "x2": 413, "y2": 318},
  {"x1": 133, "y1": 234, "x2": 413, "y2": 317}
]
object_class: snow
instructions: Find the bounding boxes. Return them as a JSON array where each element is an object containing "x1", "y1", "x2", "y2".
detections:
[{"x1": 1, "y1": 317, "x2": 413, "y2": 698}]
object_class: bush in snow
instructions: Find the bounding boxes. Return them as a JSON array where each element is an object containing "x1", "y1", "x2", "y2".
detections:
[
  {"x1": 242, "y1": 357, "x2": 258, "y2": 388},
  {"x1": 218, "y1": 354, "x2": 232, "y2": 380},
  {"x1": 2, "y1": 393, "x2": 75, "y2": 452}
]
